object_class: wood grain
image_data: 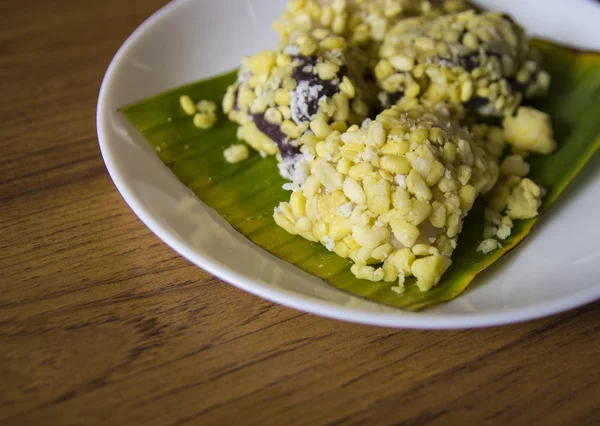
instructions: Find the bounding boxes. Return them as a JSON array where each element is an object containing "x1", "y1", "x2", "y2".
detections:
[{"x1": 1, "y1": 1, "x2": 600, "y2": 425}]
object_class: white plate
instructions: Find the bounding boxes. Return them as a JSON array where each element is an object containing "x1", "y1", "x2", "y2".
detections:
[{"x1": 97, "y1": 0, "x2": 600, "y2": 329}]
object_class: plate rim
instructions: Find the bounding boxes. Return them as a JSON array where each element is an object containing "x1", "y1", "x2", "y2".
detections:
[{"x1": 96, "y1": 0, "x2": 600, "y2": 329}]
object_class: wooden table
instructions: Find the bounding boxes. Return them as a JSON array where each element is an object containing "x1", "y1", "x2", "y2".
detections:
[{"x1": 2, "y1": 1, "x2": 600, "y2": 425}]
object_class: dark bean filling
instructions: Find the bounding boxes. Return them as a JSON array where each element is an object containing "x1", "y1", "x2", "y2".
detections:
[
  {"x1": 457, "y1": 53, "x2": 479, "y2": 72},
  {"x1": 509, "y1": 72, "x2": 537, "y2": 94},
  {"x1": 363, "y1": 68, "x2": 376, "y2": 83},
  {"x1": 251, "y1": 114, "x2": 300, "y2": 157},
  {"x1": 500, "y1": 13, "x2": 516, "y2": 25},
  {"x1": 465, "y1": 96, "x2": 490, "y2": 111},
  {"x1": 291, "y1": 55, "x2": 346, "y2": 121},
  {"x1": 232, "y1": 87, "x2": 239, "y2": 111},
  {"x1": 388, "y1": 90, "x2": 405, "y2": 105}
]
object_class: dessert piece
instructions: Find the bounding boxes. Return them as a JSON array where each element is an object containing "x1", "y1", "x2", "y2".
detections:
[
  {"x1": 273, "y1": 104, "x2": 499, "y2": 292},
  {"x1": 273, "y1": 0, "x2": 471, "y2": 47},
  {"x1": 223, "y1": 28, "x2": 370, "y2": 162},
  {"x1": 375, "y1": 11, "x2": 550, "y2": 117}
]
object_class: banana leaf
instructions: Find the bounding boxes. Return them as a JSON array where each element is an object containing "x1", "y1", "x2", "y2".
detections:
[{"x1": 121, "y1": 39, "x2": 600, "y2": 311}]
